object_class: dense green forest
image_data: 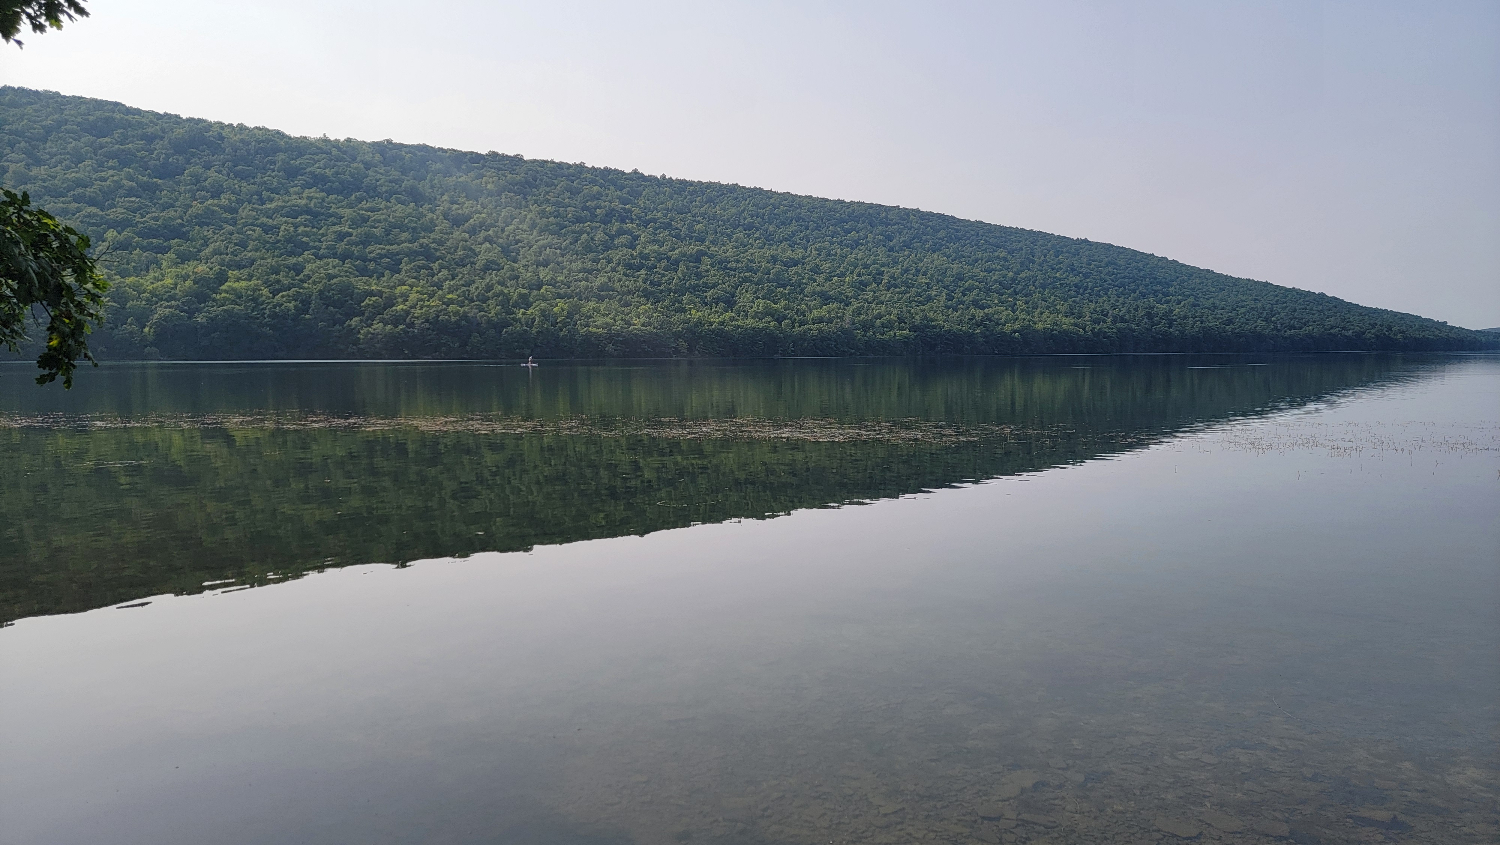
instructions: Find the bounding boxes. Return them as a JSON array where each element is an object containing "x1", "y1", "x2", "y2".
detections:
[{"x1": 2, "y1": 86, "x2": 1493, "y2": 360}]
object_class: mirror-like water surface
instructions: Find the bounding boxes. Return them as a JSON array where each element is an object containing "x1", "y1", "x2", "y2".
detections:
[
  {"x1": 0, "y1": 356, "x2": 1418, "y2": 622},
  {"x1": 1, "y1": 355, "x2": 1496, "y2": 844}
]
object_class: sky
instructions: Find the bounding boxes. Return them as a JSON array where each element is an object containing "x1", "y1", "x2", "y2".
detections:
[{"x1": 2, "y1": 0, "x2": 1497, "y2": 328}]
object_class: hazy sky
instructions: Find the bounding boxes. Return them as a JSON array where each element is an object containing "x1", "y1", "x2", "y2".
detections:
[{"x1": 3, "y1": 1, "x2": 1497, "y2": 327}]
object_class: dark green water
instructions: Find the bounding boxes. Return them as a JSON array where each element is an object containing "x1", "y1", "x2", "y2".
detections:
[{"x1": 0, "y1": 355, "x2": 1495, "y2": 844}]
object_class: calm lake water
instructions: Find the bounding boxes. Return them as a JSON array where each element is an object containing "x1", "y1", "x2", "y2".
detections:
[{"x1": 1, "y1": 355, "x2": 1496, "y2": 844}]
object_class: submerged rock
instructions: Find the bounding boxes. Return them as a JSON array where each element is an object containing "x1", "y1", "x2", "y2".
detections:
[
  {"x1": 1017, "y1": 812, "x2": 1060, "y2": 828},
  {"x1": 1154, "y1": 817, "x2": 1202, "y2": 838},
  {"x1": 995, "y1": 769, "x2": 1046, "y2": 799},
  {"x1": 974, "y1": 803, "x2": 1016, "y2": 821},
  {"x1": 1199, "y1": 809, "x2": 1244, "y2": 832},
  {"x1": 1349, "y1": 808, "x2": 1407, "y2": 831},
  {"x1": 1251, "y1": 819, "x2": 1291, "y2": 838}
]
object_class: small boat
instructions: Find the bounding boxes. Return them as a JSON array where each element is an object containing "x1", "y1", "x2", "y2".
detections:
[{"x1": 522, "y1": 356, "x2": 538, "y2": 368}]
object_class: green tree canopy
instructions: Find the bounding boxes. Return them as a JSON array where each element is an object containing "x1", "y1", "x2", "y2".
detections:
[
  {"x1": 3, "y1": 1, "x2": 102, "y2": 387},
  {"x1": 0, "y1": 188, "x2": 107, "y2": 386},
  {"x1": 0, "y1": 0, "x2": 88, "y2": 46},
  {"x1": 3, "y1": 84, "x2": 1496, "y2": 366}
]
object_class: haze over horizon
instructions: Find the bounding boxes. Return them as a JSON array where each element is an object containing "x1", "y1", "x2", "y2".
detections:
[{"x1": 2, "y1": 0, "x2": 1496, "y2": 328}]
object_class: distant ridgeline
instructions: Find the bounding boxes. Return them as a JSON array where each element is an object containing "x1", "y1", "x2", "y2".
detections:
[{"x1": 2, "y1": 86, "x2": 1494, "y2": 359}]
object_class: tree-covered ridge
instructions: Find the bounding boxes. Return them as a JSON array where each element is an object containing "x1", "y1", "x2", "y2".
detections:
[{"x1": 2, "y1": 86, "x2": 1493, "y2": 359}]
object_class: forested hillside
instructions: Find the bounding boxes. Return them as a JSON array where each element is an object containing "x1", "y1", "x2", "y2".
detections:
[{"x1": 2, "y1": 86, "x2": 1492, "y2": 359}]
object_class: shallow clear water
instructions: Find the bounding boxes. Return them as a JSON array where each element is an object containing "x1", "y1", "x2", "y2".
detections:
[{"x1": 1, "y1": 355, "x2": 1496, "y2": 844}]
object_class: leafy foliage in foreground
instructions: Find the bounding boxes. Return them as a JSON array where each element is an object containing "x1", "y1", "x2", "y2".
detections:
[
  {"x1": 2, "y1": 86, "x2": 1493, "y2": 360},
  {"x1": 0, "y1": 1, "x2": 88, "y2": 47},
  {"x1": 0, "y1": 187, "x2": 107, "y2": 385},
  {"x1": 2, "y1": 4, "x2": 105, "y2": 387}
]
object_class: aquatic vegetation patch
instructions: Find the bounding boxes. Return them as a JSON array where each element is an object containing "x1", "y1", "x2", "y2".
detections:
[{"x1": 0, "y1": 411, "x2": 1096, "y2": 445}]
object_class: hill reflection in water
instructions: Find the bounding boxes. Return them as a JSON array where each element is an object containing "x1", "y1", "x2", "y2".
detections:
[{"x1": 1, "y1": 355, "x2": 1416, "y2": 623}]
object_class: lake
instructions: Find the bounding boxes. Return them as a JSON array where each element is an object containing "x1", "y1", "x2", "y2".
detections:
[{"x1": 1, "y1": 354, "x2": 1496, "y2": 844}]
